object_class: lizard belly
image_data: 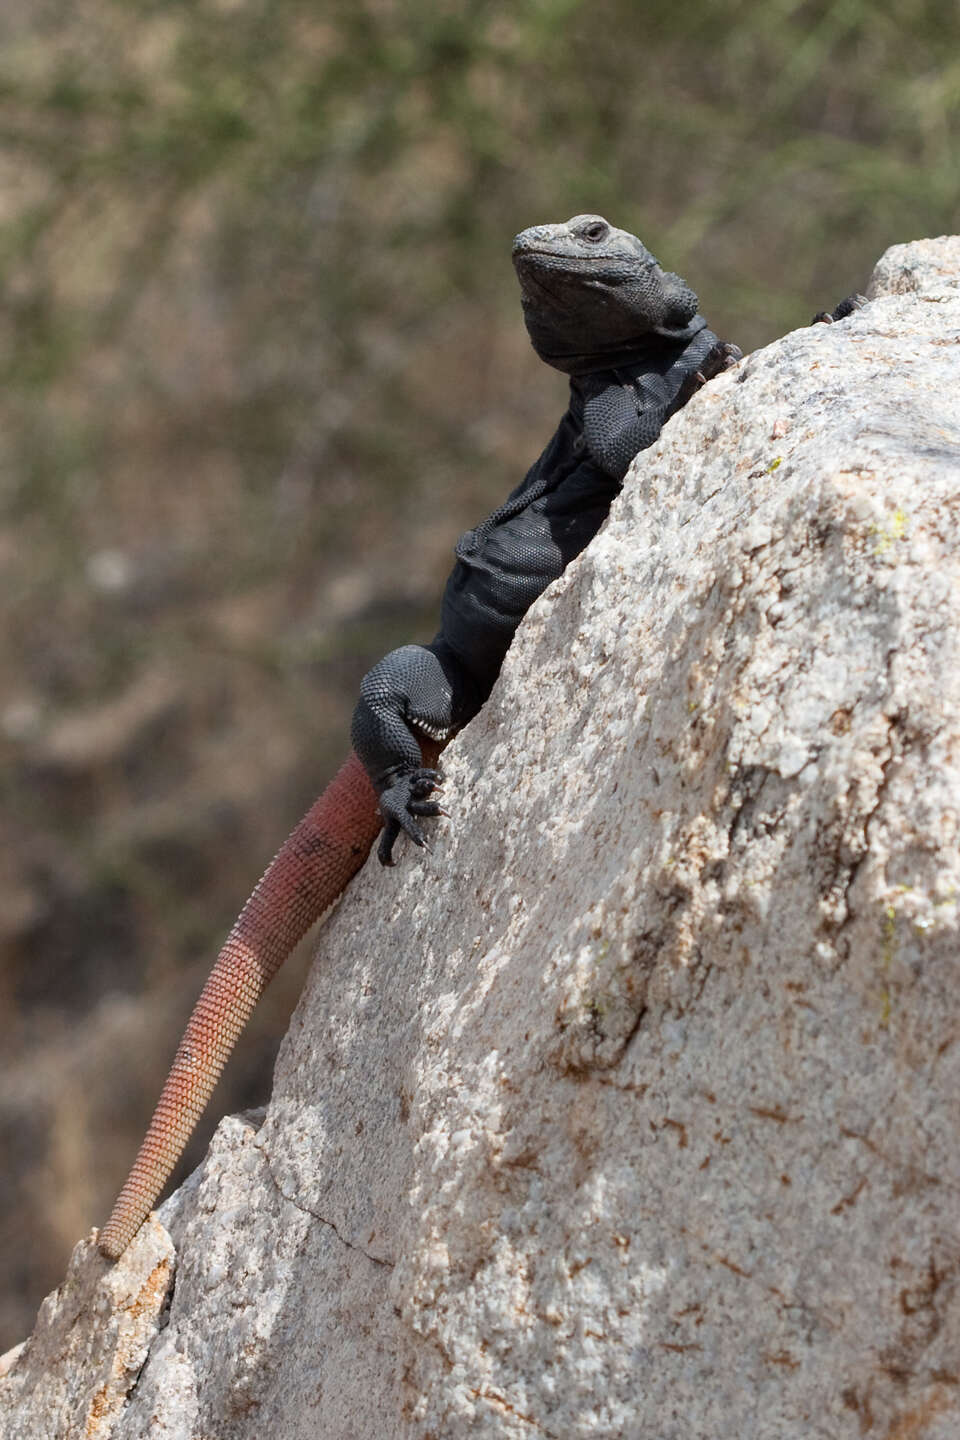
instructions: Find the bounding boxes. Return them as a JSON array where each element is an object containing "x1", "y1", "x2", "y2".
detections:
[{"x1": 439, "y1": 460, "x2": 620, "y2": 692}]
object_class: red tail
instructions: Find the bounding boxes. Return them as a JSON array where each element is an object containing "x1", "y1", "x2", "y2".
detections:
[{"x1": 98, "y1": 749, "x2": 385, "y2": 1260}]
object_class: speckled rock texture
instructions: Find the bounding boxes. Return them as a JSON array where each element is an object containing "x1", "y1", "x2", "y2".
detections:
[
  {"x1": 0, "y1": 1221, "x2": 173, "y2": 1439},
  {"x1": 3, "y1": 236, "x2": 959, "y2": 1440}
]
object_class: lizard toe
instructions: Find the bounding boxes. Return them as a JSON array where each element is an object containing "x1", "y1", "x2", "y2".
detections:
[
  {"x1": 408, "y1": 799, "x2": 446, "y2": 818},
  {"x1": 377, "y1": 817, "x2": 402, "y2": 866}
]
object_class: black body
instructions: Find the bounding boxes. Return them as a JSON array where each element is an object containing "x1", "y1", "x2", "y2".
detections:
[{"x1": 350, "y1": 214, "x2": 740, "y2": 863}]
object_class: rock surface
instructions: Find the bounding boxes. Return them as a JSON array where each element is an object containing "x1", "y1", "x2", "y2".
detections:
[
  {"x1": 0, "y1": 1221, "x2": 173, "y2": 1439},
  {"x1": 3, "y1": 236, "x2": 960, "y2": 1439}
]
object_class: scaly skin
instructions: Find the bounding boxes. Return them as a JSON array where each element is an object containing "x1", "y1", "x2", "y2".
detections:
[
  {"x1": 98, "y1": 742, "x2": 441, "y2": 1261},
  {"x1": 96, "y1": 215, "x2": 859, "y2": 1262}
]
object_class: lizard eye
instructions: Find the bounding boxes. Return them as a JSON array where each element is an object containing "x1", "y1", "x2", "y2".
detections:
[{"x1": 582, "y1": 220, "x2": 609, "y2": 243}]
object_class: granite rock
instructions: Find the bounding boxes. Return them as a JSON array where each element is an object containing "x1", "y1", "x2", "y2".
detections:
[{"x1": 3, "y1": 236, "x2": 960, "y2": 1439}]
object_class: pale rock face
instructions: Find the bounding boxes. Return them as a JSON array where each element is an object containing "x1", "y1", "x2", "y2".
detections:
[
  {"x1": 0, "y1": 1220, "x2": 174, "y2": 1439},
  {"x1": 3, "y1": 237, "x2": 960, "y2": 1439}
]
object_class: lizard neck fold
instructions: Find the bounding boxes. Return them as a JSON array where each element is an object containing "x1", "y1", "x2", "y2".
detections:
[{"x1": 531, "y1": 313, "x2": 709, "y2": 376}]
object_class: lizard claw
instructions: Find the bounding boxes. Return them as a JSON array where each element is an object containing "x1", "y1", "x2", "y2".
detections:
[
  {"x1": 677, "y1": 340, "x2": 742, "y2": 403},
  {"x1": 408, "y1": 799, "x2": 446, "y2": 818},
  {"x1": 377, "y1": 817, "x2": 402, "y2": 867},
  {"x1": 376, "y1": 767, "x2": 445, "y2": 865},
  {"x1": 706, "y1": 340, "x2": 743, "y2": 374},
  {"x1": 811, "y1": 293, "x2": 868, "y2": 325}
]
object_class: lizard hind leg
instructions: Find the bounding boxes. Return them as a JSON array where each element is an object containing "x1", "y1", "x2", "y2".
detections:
[{"x1": 351, "y1": 641, "x2": 463, "y2": 865}]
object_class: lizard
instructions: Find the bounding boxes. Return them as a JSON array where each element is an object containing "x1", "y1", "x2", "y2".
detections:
[{"x1": 97, "y1": 213, "x2": 755, "y2": 1261}]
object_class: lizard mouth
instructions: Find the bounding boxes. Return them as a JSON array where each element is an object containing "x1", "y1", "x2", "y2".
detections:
[
  {"x1": 515, "y1": 263, "x2": 565, "y2": 306},
  {"x1": 515, "y1": 241, "x2": 614, "y2": 260},
  {"x1": 513, "y1": 246, "x2": 659, "y2": 288}
]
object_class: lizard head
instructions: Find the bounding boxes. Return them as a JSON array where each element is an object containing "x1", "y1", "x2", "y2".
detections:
[{"x1": 512, "y1": 214, "x2": 701, "y2": 373}]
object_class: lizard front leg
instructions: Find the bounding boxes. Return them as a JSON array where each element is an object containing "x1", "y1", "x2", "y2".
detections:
[{"x1": 582, "y1": 336, "x2": 742, "y2": 482}]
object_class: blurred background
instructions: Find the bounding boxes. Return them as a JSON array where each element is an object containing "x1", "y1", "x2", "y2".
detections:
[{"x1": 1, "y1": 0, "x2": 957, "y2": 1348}]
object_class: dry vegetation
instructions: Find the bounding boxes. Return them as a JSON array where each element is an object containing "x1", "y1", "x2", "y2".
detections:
[{"x1": 1, "y1": 0, "x2": 957, "y2": 1348}]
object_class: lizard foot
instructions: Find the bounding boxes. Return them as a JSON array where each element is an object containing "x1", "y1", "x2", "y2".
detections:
[
  {"x1": 677, "y1": 340, "x2": 743, "y2": 403},
  {"x1": 811, "y1": 293, "x2": 868, "y2": 325},
  {"x1": 377, "y1": 767, "x2": 444, "y2": 866},
  {"x1": 703, "y1": 339, "x2": 744, "y2": 376}
]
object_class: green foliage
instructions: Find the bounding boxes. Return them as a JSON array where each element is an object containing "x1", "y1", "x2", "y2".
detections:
[
  {"x1": 0, "y1": 0, "x2": 955, "y2": 778},
  {"x1": 0, "y1": 0, "x2": 956, "y2": 693},
  {"x1": 0, "y1": 0, "x2": 958, "y2": 1352}
]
